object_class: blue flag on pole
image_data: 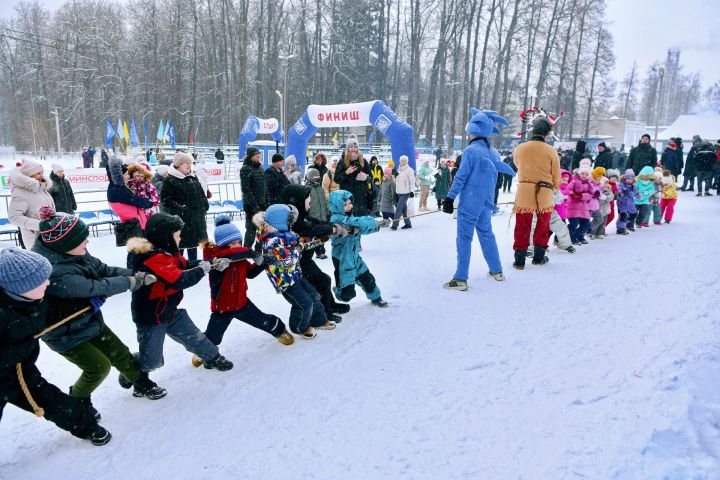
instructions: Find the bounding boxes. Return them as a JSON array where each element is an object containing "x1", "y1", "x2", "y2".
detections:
[
  {"x1": 117, "y1": 118, "x2": 125, "y2": 140},
  {"x1": 129, "y1": 118, "x2": 140, "y2": 148},
  {"x1": 168, "y1": 121, "x2": 176, "y2": 149},
  {"x1": 157, "y1": 119, "x2": 164, "y2": 142},
  {"x1": 143, "y1": 120, "x2": 149, "y2": 148},
  {"x1": 105, "y1": 119, "x2": 116, "y2": 148}
]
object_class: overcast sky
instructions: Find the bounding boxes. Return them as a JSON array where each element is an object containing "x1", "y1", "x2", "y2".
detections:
[{"x1": 3, "y1": 0, "x2": 719, "y2": 90}]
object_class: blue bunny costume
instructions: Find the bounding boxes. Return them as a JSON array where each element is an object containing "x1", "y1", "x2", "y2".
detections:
[{"x1": 446, "y1": 109, "x2": 516, "y2": 279}]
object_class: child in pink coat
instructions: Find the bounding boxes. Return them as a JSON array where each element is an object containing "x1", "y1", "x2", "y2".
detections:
[{"x1": 567, "y1": 162, "x2": 598, "y2": 245}]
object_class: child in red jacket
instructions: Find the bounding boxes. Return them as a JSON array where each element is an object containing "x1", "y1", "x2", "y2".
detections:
[{"x1": 192, "y1": 218, "x2": 294, "y2": 366}]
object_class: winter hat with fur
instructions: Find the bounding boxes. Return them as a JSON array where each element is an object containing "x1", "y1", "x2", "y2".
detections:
[
  {"x1": 264, "y1": 204, "x2": 292, "y2": 232},
  {"x1": 591, "y1": 167, "x2": 606, "y2": 180},
  {"x1": 51, "y1": 163, "x2": 63, "y2": 173},
  {"x1": 173, "y1": 152, "x2": 194, "y2": 168},
  {"x1": 578, "y1": 159, "x2": 592, "y2": 175},
  {"x1": 37, "y1": 205, "x2": 89, "y2": 253},
  {"x1": 305, "y1": 167, "x2": 321, "y2": 183},
  {"x1": 213, "y1": 216, "x2": 242, "y2": 247},
  {"x1": 346, "y1": 134, "x2": 359, "y2": 149},
  {"x1": 605, "y1": 169, "x2": 620, "y2": 179},
  {"x1": 21, "y1": 159, "x2": 43, "y2": 177},
  {"x1": 622, "y1": 169, "x2": 636, "y2": 180},
  {"x1": 0, "y1": 248, "x2": 52, "y2": 296}
]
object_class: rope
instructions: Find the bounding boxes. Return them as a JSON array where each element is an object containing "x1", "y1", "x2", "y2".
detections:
[
  {"x1": 33, "y1": 306, "x2": 91, "y2": 339},
  {"x1": 16, "y1": 363, "x2": 44, "y2": 417}
]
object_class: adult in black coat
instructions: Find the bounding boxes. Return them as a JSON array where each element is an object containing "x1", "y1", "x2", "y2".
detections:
[
  {"x1": 571, "y1": 140, "x2": 587, "y2": 171},
  {"x1": 334, "y1": 137, "x2": 372, "y2": 216},
  {"x1": 279, "y1": 184, "x2": 349, "y2": 320},
  {"x1": 100, "y1": 149, "x2": 109, "y2": 168},
  {"x1": 239, "y1": 146, "x2": 268, "y2": 249},
  {"x1": 660, "y1": 142, "x2": 683, "y2": 178},
  {"x1": 265, "y1": 153, "x2": 290, "y2": 206},
  {"x1": 160, "y1": 152, "x2": 209, "y2": 260},
  {"x1": 214, "y1": 148, "x2": 225, "y2": 163},
  {"x1": 593, "y1": 142, "x2": 613, "y2": 170},
  {"x1": 49, "y1": 166, "x2": 77, "y2": 214},
  {"x1": 628, "y1": 134, "x2": 658, "y2": 175},
  {"x1": 692, "y1": 139, "x2": 718, "y2": 195}
]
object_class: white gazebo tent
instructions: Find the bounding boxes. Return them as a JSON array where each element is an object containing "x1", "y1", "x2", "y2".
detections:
[{"x1": 658, "y1": 111, "x2": 720, "y2": 141}]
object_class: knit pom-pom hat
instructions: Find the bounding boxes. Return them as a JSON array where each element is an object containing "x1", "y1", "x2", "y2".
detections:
[
  {"x1": 37, "y1": 205, "x2": 88, "y2": 253},
  {"x1": 213, "y1": 216, "x2": 242, "y2": 247}
]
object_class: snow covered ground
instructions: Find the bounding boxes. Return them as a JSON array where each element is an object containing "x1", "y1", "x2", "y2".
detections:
[{"x1": 1, "y1": 191, "x2": 719, "y2": 479}]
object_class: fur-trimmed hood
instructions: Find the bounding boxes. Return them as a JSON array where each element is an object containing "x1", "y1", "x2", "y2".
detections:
[
  {"x1": 9, "y1": 167, "x2": 50, "y2": 193},
  {"x1": 252, "y1": 211, "x2": 277, "y2": 234},
  {"x1": 107, "y1": 156, "x2": 126, "y2": 186},
  {"x1": 126, "y1": 237, "x2": 153, "y2": 254}
]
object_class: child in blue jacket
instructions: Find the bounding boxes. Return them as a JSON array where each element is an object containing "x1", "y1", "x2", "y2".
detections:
[{"x1": 328, "y1": 190, "x2": 391, "y2": 307}]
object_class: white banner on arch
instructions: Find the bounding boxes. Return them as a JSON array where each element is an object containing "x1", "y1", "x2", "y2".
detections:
[{"x1": 307, "y1": 101, "x2": 375, "y2": 128}]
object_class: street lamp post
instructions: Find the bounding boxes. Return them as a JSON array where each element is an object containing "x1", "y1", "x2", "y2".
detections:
[
  {"x1": 275, "y1": 90, "x2": 283, "y2": 152},
  {"x1": 52, "y1": 109, "x2": 62, "y2": 155},
  {"x1": 277, "y1": 54, "x2": 296, "y2": 148},
  {"x1": 653, "y1": 67, "x2": 665, "y2": 151}
]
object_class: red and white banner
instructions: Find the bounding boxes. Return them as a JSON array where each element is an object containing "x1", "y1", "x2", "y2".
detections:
[
  {"x1": 256, "y1": 117, "x2": 280, "y2": 134},
  {"x1": 307, "y1": 101, "x2": 376, "y2": 128}
]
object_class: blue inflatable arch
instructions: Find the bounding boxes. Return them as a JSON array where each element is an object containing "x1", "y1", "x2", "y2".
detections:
[
  {"x1": 238, "y1": 116, "x2": 284, "y2": 159},
  {"x1": 286, "y1": 101, "x2": 416, "y2": 171}
]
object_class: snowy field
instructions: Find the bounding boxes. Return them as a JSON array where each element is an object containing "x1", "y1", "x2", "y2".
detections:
[{"x1": 1, "y1": 191, "x2": 719, "y2": 479}]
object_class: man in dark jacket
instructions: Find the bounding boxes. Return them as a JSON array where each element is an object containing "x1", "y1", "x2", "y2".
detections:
[
  {"x1": 593, "y1": 142, "x2": 613, "y2": 169},
  {"x1": 214, "y1": 148, "x2": 225, "y2": 163},
  {"x1": 681, "y1": 135, "x2": 702, "y2": 191},
  {"x1": 692, "y1": 139, "x2": 717, "y2": 196},
  {"x1": 571, "y1": 140, "x2": 586, "y2": 171},
  {"x1": 265, "y1": 153, "x2": 289, "y2": 206},
  {"x1": 49, "y1": 164, "x2": 77, "y2": 214},
  {"x1": 100, "y1": 149, "x2": 109, "y2": 168},
  {"x1": 240, "y1": 146, "x2": 268, "y2": 249},
  {"x1": 0, "y1": 248, "x2": 111, "y2": 446},
  {"x1": 628, "y1": 134, "x2": 658, "y2": 174}
]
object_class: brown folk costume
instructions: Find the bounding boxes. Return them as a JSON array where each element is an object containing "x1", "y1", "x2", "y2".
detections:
[{"x1": 512, "y1": 139, "x2": 561, "y2": 214}]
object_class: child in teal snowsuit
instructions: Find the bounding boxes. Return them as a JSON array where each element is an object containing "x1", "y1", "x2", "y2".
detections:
[
  {"x1": 634, "y1": 165, "x2": 656, "y2": 227},
  {"x1": 328, "y1": 190, "x2": 390, "y2": 307}
]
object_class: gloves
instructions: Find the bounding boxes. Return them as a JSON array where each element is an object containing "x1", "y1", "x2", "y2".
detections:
[
  {"x1": 252, "y1": 252, "x2": 264, "y2": 266},
  {"x1": 334, "y1": 223, "x2": 353, "y2": 236},
  {"x1": 198, "y1": 261, "x2": 212, "y2": 274},
  {"x1": 356, "y1": 172, "x2": 368, "y2": 181},
  {"x1": 212, "y1": 257, "x2": 231, "y2": 271},
  {"x1": 134, "y1": 272, "x2": 157, "y2": 286},
  {"x1": 89, "y1": 296, "x2": 106, "y2": 313},
  {"x1": 570, "y1": 193, "x2": 582, "y2": 200},
  {"x1": 127, "y1": 276, "x2": 141, "y2": 292},
  {"x1": 409, "y1": 191, "x2": 415, "y2": 198},
  {"x1": 592, "y1": 190, "x2": 601, "y2": 199},
  {"x1": 442, "y1": 197, "x2": 454, "y2": 214},
  {"x1": 377, "y1": 218, "x2": 392, "y2": 228}
]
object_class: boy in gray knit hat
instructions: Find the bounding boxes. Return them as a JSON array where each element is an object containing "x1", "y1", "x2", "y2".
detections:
[{"x1": 0, "y1": 248, "x2": 112, "y2": 446}]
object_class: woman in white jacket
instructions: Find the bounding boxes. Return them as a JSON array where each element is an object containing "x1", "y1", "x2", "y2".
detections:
[
  {"x1": 8, "y1": 159, "x2": 55, "y2": 249},
  {"x1": 392, "y1": 155, "x2": 415, "y2": 230}
]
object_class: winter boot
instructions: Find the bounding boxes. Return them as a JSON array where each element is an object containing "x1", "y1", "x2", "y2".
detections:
[
  {"x1": 318, "y1": 320, "x2": 337, "y2": 330},
  {"x1": 371, "y1": 297, "x2": 389, "y2": 307},
  {"x1": 513, "y1": 250, "x2": 527, "y2": 270},
  {"x1": 328, "y1": 313, "x2": 343, "y2": 323},
  {"x1": 191, "y1": 355, "x2": 203, "y2": 367},
  {"x1": 531, "y1": 247, "x2": 549, "y2": 265},
  {"x1": 564, "y1": 245, "x2": 577, "y2": 253},
  {"x1": 133, "y1": 373, "x2": 168, "y2": 400},
  {"x1": 443, "y1": 278, "x2": 468, "y2": 291},
  {"x1": 118, "y1": 373, "x2": 133, "y2": 389},
  {"x1": 84, "y1": 426, "x2": 112, "y2": 446},
  {"x1": 276, "y1": 330, "x2": 295, "y2": 345},
  {"x1": 203, "y1": 353, "x2": 234, "y2": 371},
  {"x1": 331, "y1": 302, "x2": 350, "y2": 314},
  {"x1": 488, "y1": 271, "x2": 506, "y2": 281},
  {"x1": 70, "y1": 387, "x2": 101, "y2": 422},
  {"x1": 299, "y1": 327, "x2": 317, "y2": 340}
]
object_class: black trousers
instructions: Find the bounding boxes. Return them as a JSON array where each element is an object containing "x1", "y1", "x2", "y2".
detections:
[
  {"x1": 300, "y1": 252, "x2": 335, "y2": 316},
  {"x1": 0, "y1": 362, "x2": 97, "y2": 439},
  {"x1": 204, "y1": 301, "x2": 285, "y2": 345}
]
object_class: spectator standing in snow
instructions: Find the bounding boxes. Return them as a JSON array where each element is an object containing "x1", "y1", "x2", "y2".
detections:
[
  {"x1": 571, "y1": 140, "x2": 587, "y2": 171},
  {"x1": 680, "y1": 135, "x2": 701, "y2": 191},
  {"x1": 660, "y1": 141, "x2": 683, "y2": 179},
  {"x1": 692, "y1": 139, "x2": 717, "y2": 196},
  {"x1": 81, "y1": 148, "x2": 90, "y2": 168},
  {"x1": 628, "y1": 134, "x2": 658, "y2": 175},
  {"x1": 8, "y1": 159, "x2": 55, "y2": 249},
  {"x1": 49, "y1": 164, "x2": 77, "y2": 215},
  {"x1": 285, "y1": 155, "x2": 302, "y2": 185},
  {"x1": 593, "y1": 142, "x2": 613, "y2": 170},
  {"x1": 240, "y1": 146, "x2": 268, "y2": 249},
  {"x1": 334, "y1": 135, "x2": 372, "y2": 216},
  {"x1": 434, "y1": 159, "x2": 451, "y2": 210},
  {"x1": 265, "y1": 153, "x2": 289, "y2": 205},
  {"x1": 323, "y1": 157, "x2": 341, "y2": 199},
  {"x1": 391, "y1": 155, "x2": 415, "y2": 230}
]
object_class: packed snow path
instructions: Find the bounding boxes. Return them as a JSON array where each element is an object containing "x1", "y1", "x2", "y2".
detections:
[{"x1": 1, "y1": 192, "x2": 719, "y2": 479}]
